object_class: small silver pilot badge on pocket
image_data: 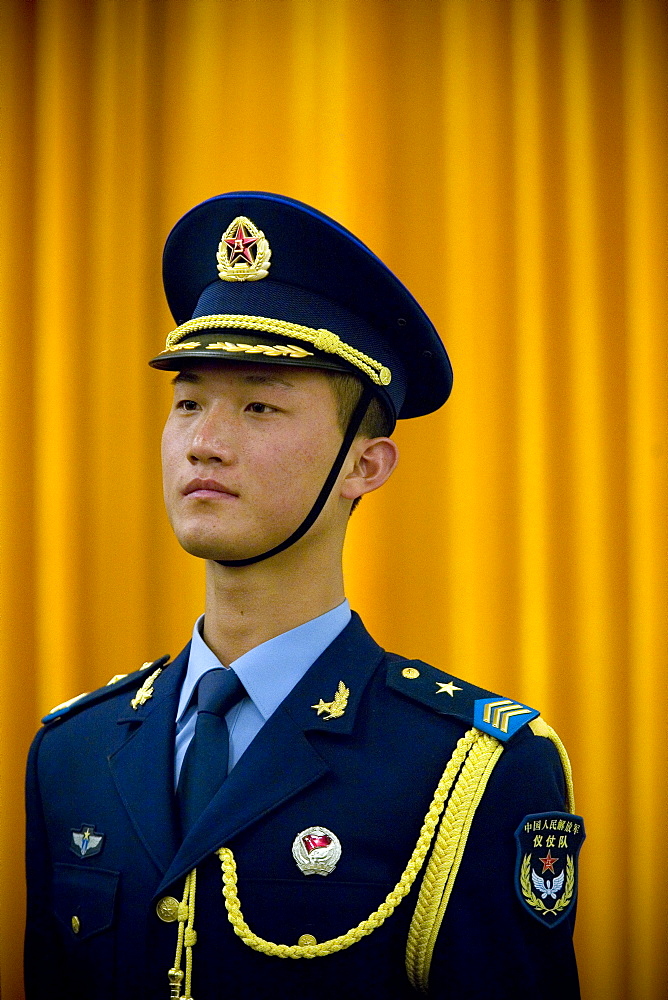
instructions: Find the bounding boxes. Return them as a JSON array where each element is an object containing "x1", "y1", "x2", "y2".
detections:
[
  {"x1": 292, "y1": 826, "x2": 342, "y2": 876},
  {"x1": 70, "y1": 824, "x2": 104, "y2": 859}
]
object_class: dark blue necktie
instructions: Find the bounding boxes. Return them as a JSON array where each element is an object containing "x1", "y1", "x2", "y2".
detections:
[{"x1": 177, "y1": 668, "x2": 245, "y2": 834}]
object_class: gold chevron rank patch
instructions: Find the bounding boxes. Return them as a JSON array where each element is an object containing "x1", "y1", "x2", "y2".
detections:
[
  {"x1": 514, "y1": 812, "x2": 585, "y2": 927},
  {"x1": 473, "y1": 697, "x2": 539, "y2": 741}
]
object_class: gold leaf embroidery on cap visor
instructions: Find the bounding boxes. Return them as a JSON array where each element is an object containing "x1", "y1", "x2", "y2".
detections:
[
  {"x1": 162, "y1": 315, "x2": 392, "y2": 387},
  {"x1": 206, "y1": 342, "x2": 313, "y2": 358},
  {"x1": 159, "y1": 340, "x2": 313, "y2": 359}
]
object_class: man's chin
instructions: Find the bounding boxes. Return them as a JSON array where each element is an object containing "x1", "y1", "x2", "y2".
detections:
[
  {"x1": 176, "y1": 531, "x2": 283, "y2": 564},
  {"x1": 178, "y1": 537, "x2": 247, "y2": 562}
]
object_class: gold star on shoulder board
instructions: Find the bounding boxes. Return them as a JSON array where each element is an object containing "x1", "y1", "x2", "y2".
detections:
[{"x1": 435, "y1": 680, "x2": 463, "y2": 697}]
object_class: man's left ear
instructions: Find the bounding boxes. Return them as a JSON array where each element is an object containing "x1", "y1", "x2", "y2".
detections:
[{"x1": 340, "y1": 437, "x2": 400, "y2": 502}]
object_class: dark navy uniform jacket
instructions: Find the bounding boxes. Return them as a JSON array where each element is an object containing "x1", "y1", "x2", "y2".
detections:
[{"x1": 25, "y1": 614, "x2": 580, "y2": 999}]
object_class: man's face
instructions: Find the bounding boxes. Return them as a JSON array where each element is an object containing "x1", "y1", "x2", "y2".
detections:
[{"x1": 161, "y1": 363, "x2": 347, "y2": 562}]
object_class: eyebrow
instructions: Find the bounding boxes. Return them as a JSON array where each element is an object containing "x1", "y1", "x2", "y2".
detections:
[
  {"x1": 171, "y1": 370, "x2": 296, "y2": 389},
  {"x1": 171, "y1": 371, "x2": 200, "y2": 385},
  {"x1": 241, "y1": 373, "x2": 295, "y2": 389}
]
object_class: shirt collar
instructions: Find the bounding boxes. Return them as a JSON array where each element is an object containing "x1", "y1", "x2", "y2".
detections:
[{"x1": 176, "y1": 600, "x2": 351, "y2": 723}]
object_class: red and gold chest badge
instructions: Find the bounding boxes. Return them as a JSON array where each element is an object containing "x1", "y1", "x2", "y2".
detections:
[
  {"x1": 217, "y1": 216, "x2": 272, "y2": 281},
  {"x1": 514, "y1": 812, "x2": 585, "y2": 927},
  {"x1": 292, "y1": 826, "x2": 342, "y2": 876}
]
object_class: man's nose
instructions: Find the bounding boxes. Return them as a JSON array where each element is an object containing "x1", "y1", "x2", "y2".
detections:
[{"x1": 188, "y1": 412, "x2": 236, "y2": 465}]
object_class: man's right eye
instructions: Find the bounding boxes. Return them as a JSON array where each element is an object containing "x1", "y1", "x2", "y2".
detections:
[{"x1": 176, "y1": 399, "x2": 199, "y2": 411}]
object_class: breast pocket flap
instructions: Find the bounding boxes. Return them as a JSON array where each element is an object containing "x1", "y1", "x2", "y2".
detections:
[{"x1": 52, "y1": 863, "x2": 120, "y2": 942}]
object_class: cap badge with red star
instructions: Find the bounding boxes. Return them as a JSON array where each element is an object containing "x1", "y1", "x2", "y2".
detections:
[{"x1": 216, "y1": 215, "x2": 272, "y2": 282}]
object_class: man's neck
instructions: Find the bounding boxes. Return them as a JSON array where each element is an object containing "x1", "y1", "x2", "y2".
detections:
[{"x1": 202, "y1": 542, "x2": 346, "y2": 666}]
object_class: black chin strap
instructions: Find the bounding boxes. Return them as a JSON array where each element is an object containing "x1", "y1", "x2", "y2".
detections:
[{"x1": 216, "y1": 386, "x2": 374, "y2": 568}]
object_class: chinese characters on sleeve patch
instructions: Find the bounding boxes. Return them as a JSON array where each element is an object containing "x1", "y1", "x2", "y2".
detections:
[{"x1": 514, "y1": 812, "x2": 585, "y2": 927}]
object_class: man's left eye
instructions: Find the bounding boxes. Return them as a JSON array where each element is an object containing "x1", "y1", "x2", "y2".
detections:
[{"x1": 246, "y1": 402, "x2": 274, "y2": 414}]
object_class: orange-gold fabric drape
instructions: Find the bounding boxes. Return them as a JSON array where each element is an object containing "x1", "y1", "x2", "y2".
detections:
[{"x1": 1, "y1": 1, "x2": 666, "y2": 997}]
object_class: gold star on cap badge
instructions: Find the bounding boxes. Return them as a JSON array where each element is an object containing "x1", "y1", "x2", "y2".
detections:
[
  {"x1": 435, "y1": 680, "x2": 463, "y2": 697},
  {"x1": 217, "y1": 215, "x2": 271, "y2": 281}
]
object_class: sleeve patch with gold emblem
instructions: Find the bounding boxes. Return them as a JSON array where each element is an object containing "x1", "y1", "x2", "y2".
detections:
[{"x1": 514, "y1": 812, "x2": 585, "y2": 927}]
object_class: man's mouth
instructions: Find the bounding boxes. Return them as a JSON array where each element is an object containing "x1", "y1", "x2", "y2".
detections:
[{"x1": 183, "y1": 478, "x2": 239, "y2": 498}]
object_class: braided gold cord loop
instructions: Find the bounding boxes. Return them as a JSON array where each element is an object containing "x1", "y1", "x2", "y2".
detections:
[
  {"x1": 216, "y1": 729, "x2": 482, "y2": 959},
  {"x1": 184, "y1": 868, "x2": 196, "y2": 997},
  {"x1": 164, "y1": 729, "x2": 511, "y2": 993},
  {"x1": 312, "y1": 329, "x2": 341, "y2": 353},
  {"x1": 405, "y1": 733, "x2": 504, "y2": 993},
  {"x1": 528, "y1": 717, "x2": 575, "y2": 813},
  {"x1": 546, "y1": 726, "x2": 575, "y2": 813},
  {"x1": 163, "y1": 314, "x2": 392, "y2": 388},
  {"x1": 168, "y1": 869, "x2": 197, "y2": 999}
]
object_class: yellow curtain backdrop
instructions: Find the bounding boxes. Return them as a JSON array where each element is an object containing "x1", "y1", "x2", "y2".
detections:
[{"x1": 1, "y1": 1, "x2": 666, "y2": 997}]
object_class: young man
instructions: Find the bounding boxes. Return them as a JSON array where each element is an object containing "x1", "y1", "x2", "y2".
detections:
[{"x1": 25, "y1": 192, "x2": 584, "y2": 999}]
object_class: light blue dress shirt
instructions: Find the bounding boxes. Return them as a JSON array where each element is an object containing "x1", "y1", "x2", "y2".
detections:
[{"x1": 174, "y1": 600, "x2": 351, "y2": 787}]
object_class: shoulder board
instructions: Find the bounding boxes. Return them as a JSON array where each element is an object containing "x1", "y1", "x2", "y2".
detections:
[
  {"x1": 41, "y1": 655, "x2": 171, "y2": 725},
  {"x1": 386, "y1": 658, "x2": 539, "y2": 743}
]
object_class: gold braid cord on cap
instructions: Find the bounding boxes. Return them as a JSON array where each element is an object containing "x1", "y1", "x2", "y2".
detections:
[{"x1": 162, "y1": 314, "x2": 392, "y2": 388}]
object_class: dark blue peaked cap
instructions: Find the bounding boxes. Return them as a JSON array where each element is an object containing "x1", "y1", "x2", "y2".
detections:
[{"x1": 151, "y1": 191, "x2": 452, "y2": 422}]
